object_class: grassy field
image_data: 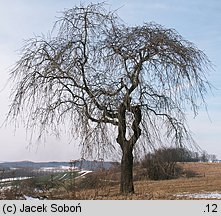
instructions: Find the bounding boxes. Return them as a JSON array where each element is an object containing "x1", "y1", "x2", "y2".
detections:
[
  {"x1": 1, "y1": 162, "x2": 221, "y2": 200},
  {"x1": 46, "y1": 162, "x2": 221, "y2": 200}
]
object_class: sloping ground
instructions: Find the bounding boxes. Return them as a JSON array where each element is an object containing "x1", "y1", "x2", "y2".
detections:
[
  {"x1": 52, "y1": 162, "x2": 221, "y2": 200},
  {"x1": 1, "y1": 162, "x2": 221, "y2": 200}
]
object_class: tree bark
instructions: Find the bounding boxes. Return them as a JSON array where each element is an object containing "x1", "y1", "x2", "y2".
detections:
[
  {"x1": 117, "y1": 103, "x2": 142, "y2": 194},
  {"x1": 120, "y1": 144, "x2": 134, "y2": 194}
]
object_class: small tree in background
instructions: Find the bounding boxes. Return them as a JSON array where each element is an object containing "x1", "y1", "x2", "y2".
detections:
[
  {"x1": 6, "y1": 3, "x2": 212, "y2": 194},
  {"x1": 200, "y1": 151, "x2": 209, "y2": 162}
]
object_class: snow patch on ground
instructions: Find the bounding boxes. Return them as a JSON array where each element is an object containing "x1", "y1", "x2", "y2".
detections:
[
  {"x1": 79, "y1": 170, "x2": 92, "y2": 175},
  {"x1": 0, "y1": 186, "x2": 12, "y2": 191},
  {"x1": 76, "y1": 170, "x2": 92, "y2": 179},
  {"x1": 0, "y1": 177, "x2": 32, "y2": 183},
  {"x1": 58, "y1": 173, "x2": 68, "y2": 180},
  {"x1": 39, "y1": 166, "x2": 75, "y2": 172},
  {"x1": 23, "y1": 195, "x2": 40, "y2": 200},
  {"x1": 176, "y1": 192, "x2": 221, "y2": 199}
]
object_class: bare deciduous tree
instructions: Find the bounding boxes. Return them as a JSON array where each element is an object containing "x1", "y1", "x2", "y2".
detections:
[{"x1": 7, "y1": 3, "x2": 212, "y2": 194}]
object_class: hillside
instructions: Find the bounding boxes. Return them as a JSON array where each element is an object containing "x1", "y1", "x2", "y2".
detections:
[
  {"x1": 0, "y1": 160, "x2": 114, "y2": 171},
  {"x1": 1, "y1": 162, "x2": 221, "y2": 200},
  {"x1": 47, "y1": 162, "x2": 221, "y2": 200}
]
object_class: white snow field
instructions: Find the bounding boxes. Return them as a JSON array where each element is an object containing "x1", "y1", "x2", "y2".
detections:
[{"x1": 176, "y1": 192, "x2": 221, "y2": 199}]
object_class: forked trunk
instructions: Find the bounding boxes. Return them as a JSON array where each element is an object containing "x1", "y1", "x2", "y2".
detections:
[{"x1": 117, "y1": 104, "x2": 142, "y2": 194}]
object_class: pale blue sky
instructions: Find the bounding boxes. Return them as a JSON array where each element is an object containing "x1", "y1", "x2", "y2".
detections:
[{"x1": 0, "y1": 0, "x2": 220, "y2": 161}]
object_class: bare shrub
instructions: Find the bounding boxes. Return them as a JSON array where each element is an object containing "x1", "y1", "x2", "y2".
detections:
[{"x1": 141, "y1": 148, "x2": 184, "y2": 180}]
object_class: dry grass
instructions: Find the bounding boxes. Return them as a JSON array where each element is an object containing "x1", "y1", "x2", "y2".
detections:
[
  {"x1": 47, "y1": 162, "x2": 221, "y2": 200},
  {"x1": 2, "y1": 162, "x2": 221, "y2": 200}
]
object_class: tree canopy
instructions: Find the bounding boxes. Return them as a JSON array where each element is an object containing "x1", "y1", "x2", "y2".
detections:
[{"x1": 7, "y1": 3, "x2": 212, "y2": 193}]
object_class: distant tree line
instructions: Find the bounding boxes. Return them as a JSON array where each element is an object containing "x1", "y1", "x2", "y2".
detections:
[{"x1": 142, "y1": 147, "x2": 217, "y2": 163}]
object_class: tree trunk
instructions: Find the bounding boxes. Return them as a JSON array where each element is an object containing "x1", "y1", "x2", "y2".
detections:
[
  {"x1": 120, "y1": 144, "x2": 134, "y2": 194},
  {"x1": 117, "y1": 103, "x2": 142, "y2": 194}
]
